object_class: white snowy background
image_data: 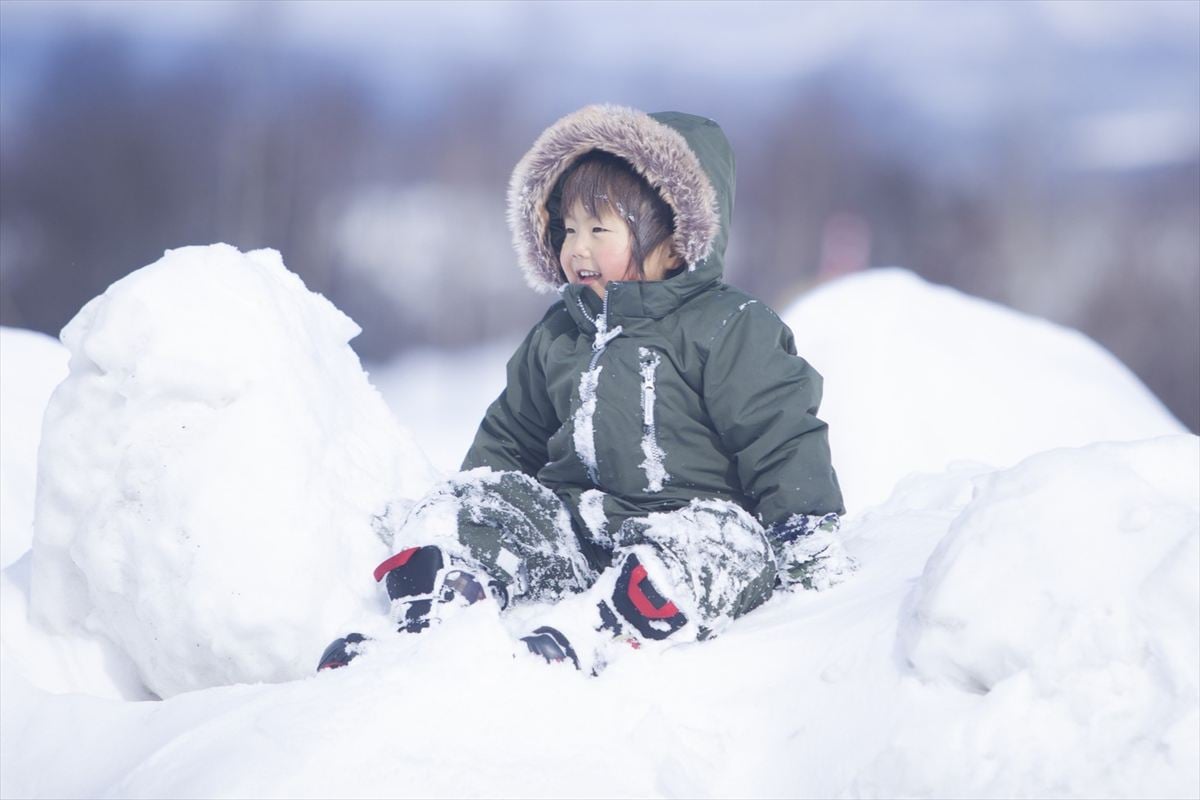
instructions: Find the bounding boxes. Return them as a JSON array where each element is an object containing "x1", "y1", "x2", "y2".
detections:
[{"x1": 1, "y1": 245, "x2": 1196, "y2": 798}]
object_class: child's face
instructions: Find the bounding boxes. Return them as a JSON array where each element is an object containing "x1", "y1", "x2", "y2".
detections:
[{"x1": 560, "y1": 201, "x2": 634, "y2": 299}]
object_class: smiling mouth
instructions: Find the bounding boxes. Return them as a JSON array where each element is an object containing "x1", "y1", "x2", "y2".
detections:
[{"x1": 576, "y1": 269, "x2": 601, "y2": 281}]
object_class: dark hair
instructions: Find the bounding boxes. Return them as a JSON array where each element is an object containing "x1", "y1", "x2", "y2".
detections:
[{"x1": 556, "y1": 150, "x2": 677, "y2": 280}]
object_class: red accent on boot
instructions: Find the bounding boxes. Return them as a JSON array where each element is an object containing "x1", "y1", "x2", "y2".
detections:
[
  {"x1": 373, "y1": 547, "x2": 420, "y2": 582},
  {"x1": 628, "y1": 564, "x2": 680, "y2": 619}
]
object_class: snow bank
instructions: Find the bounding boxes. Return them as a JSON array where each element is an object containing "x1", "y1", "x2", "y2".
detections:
[
  {"x1": 29, "y1": 244, "x2": 437, "y2": 697},
  {"x1": 888, "y1": 436, "x2": 1199, "y2": 797},
  {"x1": 0, "y1": 328, "x2": 68, "y2": 568},
  {"x1": 8, "y1": 436, "x2": 1195, "y2": 798},
  {"x1": 782, "y1": 268, "x2": 1185, "y2": 510},
  {"x1": 3, "y1": 260, "x2": 1196, "y2": 798},
  {"x1": 1, "y1": 329, "x2": 146, "y2": 702}
]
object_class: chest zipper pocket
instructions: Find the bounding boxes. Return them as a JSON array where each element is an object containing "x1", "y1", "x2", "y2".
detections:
[{"x1": 638, "y1": 347, "x2": 669, "y2": 493}]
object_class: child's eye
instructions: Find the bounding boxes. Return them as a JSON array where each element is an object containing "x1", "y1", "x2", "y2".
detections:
[
  {"x1": 593, "y1": 227, "x2": 607, "y2": 234},
  {"x1": 564, "y1": 227, "x2": 575, "y2": 235}
]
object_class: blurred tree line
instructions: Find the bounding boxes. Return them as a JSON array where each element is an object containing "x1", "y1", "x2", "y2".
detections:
[{"x1": 2, "y1": 28, "x2": 1197, "y2": 431}]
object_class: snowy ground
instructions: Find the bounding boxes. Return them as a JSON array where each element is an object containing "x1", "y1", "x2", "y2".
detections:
[{"x1": 1, "y1": 246, "x2": 1196, "y2": 798}]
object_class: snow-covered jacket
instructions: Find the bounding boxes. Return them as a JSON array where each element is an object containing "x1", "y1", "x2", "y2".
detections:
[{"x1": 463, "y1": 105, "x2": 844, "y2": 565}]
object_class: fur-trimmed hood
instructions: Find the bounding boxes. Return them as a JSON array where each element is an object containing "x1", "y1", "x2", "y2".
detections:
[{"x1": 507, "y1": 105, "x2": 736, "y2": 295}]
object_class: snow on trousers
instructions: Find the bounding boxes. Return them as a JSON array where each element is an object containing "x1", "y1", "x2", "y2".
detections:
[{"x1": 392, "y1": 471, "x2": 778, "y2": 638}]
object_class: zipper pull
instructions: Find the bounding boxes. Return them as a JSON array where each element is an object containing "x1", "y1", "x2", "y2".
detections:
[
  {"x1": 593, "y1": 286, "x2": 623, "y2": 350},
  {"x1": 594, "y1": 324, "x2": 623, "y2": 351}
]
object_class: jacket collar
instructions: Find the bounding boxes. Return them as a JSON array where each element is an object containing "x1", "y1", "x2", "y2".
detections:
[{"x1": 561, "y1": 265, "x2": 720, "y2": 334}]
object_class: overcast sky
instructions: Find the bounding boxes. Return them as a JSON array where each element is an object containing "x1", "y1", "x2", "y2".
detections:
[
  {"x1": 4, "y1": 1, "x2": 1197, "y2": 96},
  {"x1": 2, "y1": 0, "x2": 1198, "y2": 167}
]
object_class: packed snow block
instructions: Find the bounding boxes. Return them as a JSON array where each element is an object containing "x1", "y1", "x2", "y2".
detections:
[
  {"x1": 0, "y1": 328, "x2": 69, "y2": 568},
  {"x1": 900, "y1": 436, "x2": 1199, "y2": 791},
  {"x1": 30, "y1": 244, "x2": 437, "y2": 697},
  {"x1": 783, "y1": 269, "x2": 1186, "y2": 509}
]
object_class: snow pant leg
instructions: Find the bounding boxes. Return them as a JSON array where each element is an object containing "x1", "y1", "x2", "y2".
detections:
[
  {"x1": 394, "y1": 470, "x2": 596, "y2": 603},
  {"x1": 612, "y1": 500, "x2": 777, "y2": 639}
]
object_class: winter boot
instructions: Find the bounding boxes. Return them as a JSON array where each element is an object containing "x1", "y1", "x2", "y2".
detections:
[
  {"x1": 521, "y1": 550, "x2": 690, "y2": 674},
  {"x1": 316, "y1": 545, "x2": 508, "y2": 672},
  {"x1": 374, "y1": 545, "x2": 509, "y2": 633},
  {"x1": 520, "y1": 626, "x2": 581, "y2": 670},
  {"x1": 608, "y1": 551, "x2": 689, "y2": 641},
  {"x1": 317, "y1": 632, "x2": 369, "y2": 671}
]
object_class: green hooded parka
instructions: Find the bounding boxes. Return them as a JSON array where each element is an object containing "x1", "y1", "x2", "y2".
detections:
[{"x1": 463, "y1": 105, "x2": 844, "y2": 569}]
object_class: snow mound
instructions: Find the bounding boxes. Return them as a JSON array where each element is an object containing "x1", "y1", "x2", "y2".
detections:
[
  {"x1": 30, "y1": 244, "x2": 437, "y2": 697},
  {"x1": 5, "y1": 260, "x2": 1197, "y2": 797},
  {"x1": 783, "y1": 268, "x2": 1186, "y2": 510},
  {"x1": 894, "y1": 436, "x2": 1199, "y2": 797},
  {"x1": 0, "y1": 328, "x2": 68, "y2": 568}
]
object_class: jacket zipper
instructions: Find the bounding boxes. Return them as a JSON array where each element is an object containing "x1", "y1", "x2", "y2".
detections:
[
  {"x1": 573, "y1": 287, "x2": 622, "y2": 486},
  {"x1": 583, "y1": 286, "x2": 622, "y2": 369}
]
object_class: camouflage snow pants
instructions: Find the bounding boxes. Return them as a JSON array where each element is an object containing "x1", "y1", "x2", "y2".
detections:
[{"x1": 391, "y1": 470, "x2": 778, "y2": 638}]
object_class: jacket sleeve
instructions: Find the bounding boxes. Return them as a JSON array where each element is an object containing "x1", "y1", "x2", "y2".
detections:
[
  {"x1": 461, "y1": 321, "x2": 560, "y2": 477},
  {"x1": 702, "y1": 303, "x2": 845, "y2": 527}
]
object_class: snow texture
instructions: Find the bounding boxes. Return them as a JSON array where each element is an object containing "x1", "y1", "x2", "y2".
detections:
[
  {"x1": 888, "y1": 438, "x2": 1199, "y2": 798},
  {"x1": 578, "y1": 488, "x2": 612, "y2": 548},
  {"x1": 28, "y1": 244, "x2": 438, "y2": 698},
  {"x1": 573, "y1": 365, "x2": 603, "y2": 483},
  {"x1": 784, "y1": 267, "x2": 1185, "y2": 509},
  {"x1": 1, "y1": 264, "x2": 1197, "y2": 798},
  {"x1": 0, "y1": 328, "x2": 68, "y2": 568}
]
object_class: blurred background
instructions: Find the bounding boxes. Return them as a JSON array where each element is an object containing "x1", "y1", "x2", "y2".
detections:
[{"x1": 1, "y1": 0, "x2": 1197, "y2": 432}]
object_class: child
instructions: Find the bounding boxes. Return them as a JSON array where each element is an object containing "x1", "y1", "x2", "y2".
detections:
[{"x1": 319, "y1": 105, "x2": 847, "y2": 673}]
